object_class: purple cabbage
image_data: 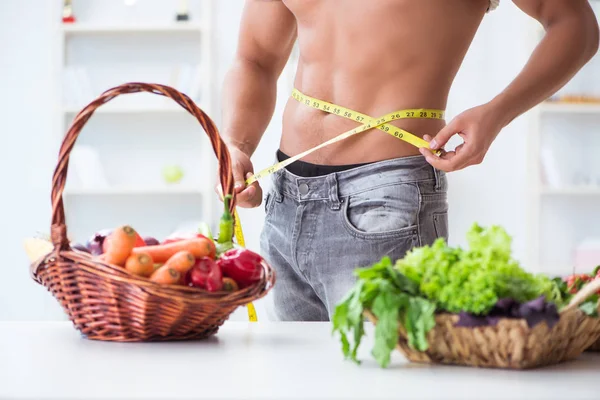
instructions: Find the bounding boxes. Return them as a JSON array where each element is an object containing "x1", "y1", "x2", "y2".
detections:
[
  {"x1": 85, "y1": 229, "x2": 113, "y2": 255},
  {"x1": 71, "y1": 243, "x2": 91, "y2": 254},
  {"x1": 455, "y1": 296, "x2": 559, "y2": 329},
  {"x1": 143, "y1": 237, "x2": 160, "y2": 246}
]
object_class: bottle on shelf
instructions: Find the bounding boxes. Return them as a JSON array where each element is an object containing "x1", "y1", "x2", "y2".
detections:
[
  {"x1": 62, "y1": 0, "x2": 76, "y2": 24},
  {"x1": 176, "y1": 0, "x2": 190, "y2": 22}
]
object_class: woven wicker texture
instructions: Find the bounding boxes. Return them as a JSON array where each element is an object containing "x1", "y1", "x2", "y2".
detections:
[
  {"x1": 366, "y1": 279, "x2": 600, "y2": 369},
  {"x1": 587, "y1": 340, "x2": 600, "y2": 351},
  {"x1": 31, "y1": 83, "x2": 275, "y2": 342}
]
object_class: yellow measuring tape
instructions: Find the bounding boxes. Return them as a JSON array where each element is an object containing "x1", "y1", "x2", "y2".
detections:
[
  {"x1": 233, "y1": 209, "x2": 258, "y2": 322},
  {"x1": 235, "y1": 89, "x2": 445, "y2": 321},
  {"x1": 246, "y1": 88, "x2": 445, "y2": 185}
]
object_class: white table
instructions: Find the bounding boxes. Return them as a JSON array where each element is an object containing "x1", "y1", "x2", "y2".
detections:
[{"x1": 1, "y1": 321, "x2": 599, "y2": 400}]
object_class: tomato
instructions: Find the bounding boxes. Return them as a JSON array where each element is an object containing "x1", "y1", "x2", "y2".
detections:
[{"x1": 134, "y1": 231, "x2": 146, "y2": 247}]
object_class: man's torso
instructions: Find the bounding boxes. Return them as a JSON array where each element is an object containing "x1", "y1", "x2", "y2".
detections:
[{"x1": 280, "y1": 0, "x2": 490, "y2": 164}]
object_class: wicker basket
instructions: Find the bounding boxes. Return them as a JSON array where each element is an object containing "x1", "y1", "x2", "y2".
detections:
[
  {"x1": 31, "y1": 82, "x2": 275, "y2": 342},
  {"x1": 587, "y1": 340, "x2": 600, "y2": 351},
  {"x1": 366, "y1": 279, "x2": 600, "y2": 369}
]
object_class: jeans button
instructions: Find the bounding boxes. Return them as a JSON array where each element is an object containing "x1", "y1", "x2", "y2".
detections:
[{"x1": 299, "y1": 183, "x2": 309, "y2": 195}]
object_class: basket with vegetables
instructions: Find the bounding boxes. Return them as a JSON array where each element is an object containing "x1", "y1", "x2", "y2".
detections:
[
  {"x1": 563, "y1": 266, "x2": 600, "y2": 352},
  {"x1": 29, "y1": 83, "x2": 275, "y2": 342},
  {"x1": 332, "y1": 224, "x2": 600, "y2": 369}
]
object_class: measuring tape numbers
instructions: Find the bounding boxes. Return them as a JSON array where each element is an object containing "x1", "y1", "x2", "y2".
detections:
[{"x1": 246, "y1": 89, "x2": 445, "y2": 185}]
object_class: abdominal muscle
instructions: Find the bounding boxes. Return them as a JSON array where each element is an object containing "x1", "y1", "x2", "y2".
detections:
[{"x1": 279, "y1": 0, "x2": 488, "y2": 165}]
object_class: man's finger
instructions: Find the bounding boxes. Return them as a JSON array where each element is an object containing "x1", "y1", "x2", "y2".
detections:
[
  {"x1": 430, "y1": 118, "x2": 461, "y2": 150},
  {"x1": 236, "y1": 186, "x2": 256, "y2": 204},
  {"x1": 421, "y1": 146, "x2": 470, "y2": 172},
  {"x1": 232, "y1": 165, "x2": 247, "y2": 193},
  {"x1": 421, "y1": 147, "x2": 456, "y2": 161},
  {"x1": 234, "y1": 172, "x2": 262, "y2": 208}
]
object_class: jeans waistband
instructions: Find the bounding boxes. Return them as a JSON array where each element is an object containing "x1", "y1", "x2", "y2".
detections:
[{"x1": 270, "y1": 155, "x2": 446, "y2": 204}]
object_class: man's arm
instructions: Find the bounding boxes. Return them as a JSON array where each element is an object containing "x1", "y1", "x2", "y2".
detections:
[
  {"x1": 492, "y1": 0, "x2": 599, "y2": 125},
  {"x1": 425, "y1": 0, "x2": 599, "y2": 172},
  {"x1": 218, "y1": 0, "x2": 297, "y2": 206}
]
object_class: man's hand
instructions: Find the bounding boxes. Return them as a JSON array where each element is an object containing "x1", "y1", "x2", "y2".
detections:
[
  {"x1": 420, "y1": 104, "x2": 505, "y2": 172},
  {"x1": 215, "y1": 145, "x2": 263, "y2": 208},
  {"x1": 217, "y1": 0, "x2": 296, "y2": 207}
]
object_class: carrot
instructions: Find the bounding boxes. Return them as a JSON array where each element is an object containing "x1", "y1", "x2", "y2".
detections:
[
  {"x1": 150, "y1": 266, "x2": 180, "y2": 285},
  {"x1": 222, "y1": 277, "x2": 239, "y2": 292},
  {"x1": 125, "y1": 252, "x2": 154, "y2": 277},
  {"x1": 103, "y1": 225, "x2": 138, "y2": 266},
  {"x1": 132, "y1": 238, "x2": 215, "y2": 263},
  {"x1": 164, "y1": 251, "x2": 195, "y2": 274}
]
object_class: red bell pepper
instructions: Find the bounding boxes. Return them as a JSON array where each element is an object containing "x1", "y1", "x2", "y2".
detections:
[
  {"x1": 217, "y1": 249, "x2": 263, "y2": 289},
  {"x1": 186, "y1": 257, "x2": 223, "y2": 291},
  {"x1": 206, "y1": 262, "x2": 223, "y2": 292}
]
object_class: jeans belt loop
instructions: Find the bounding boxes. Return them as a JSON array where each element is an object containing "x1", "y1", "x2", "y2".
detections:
[{"x1": 327, "y1": 173, "x2": 342, "y2": 210}]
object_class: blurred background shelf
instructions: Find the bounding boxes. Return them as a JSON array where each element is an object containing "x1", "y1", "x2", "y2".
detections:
[
  {"x1": 62, "y1": 103, "x2": 188, "y2": 114},
  {"x1": 60, "y1": 23, "x2": 204, "y2": 35},
  {"x1": 540, "y1": 102, "x2": 600, "y2": 114},
  {"x1": 527, "y1": 6, "x2": 600, "y2": 277},
  {"x1": 63, "y1": 187, "x2": 204, "y2": 196},
  {"x1": 55, "y1": 0, "x2": 216, "y2": 246},
  {"x1": 540, "y1": 186, "x2": 600, "y2": 196}
]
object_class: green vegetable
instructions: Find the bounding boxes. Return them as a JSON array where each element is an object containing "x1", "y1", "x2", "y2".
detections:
[
  {"x1": 396, "y1": 223, "x2": 564, "y2": 315},
  {"x1": 217, "y1": 195, "x2": 234, "y2": 244},
  {"x1": 332, "y1": 223, "x2": 597, "y2": 369},
  {"x1": 215, "y1": 195, "x2": 235, "y2": 256},
  {"x1": 332, "y1": 256, "x2": 436, "y2": 368},
  {"x1": 578, "y1": 295, "x2": 599, "y2": 317}
]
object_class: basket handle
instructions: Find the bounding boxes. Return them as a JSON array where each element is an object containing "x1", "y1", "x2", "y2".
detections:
[
  {"x1": 50, "y1": 82, "x2": 236, "y2": 249},
  {"x1": 562, "y1": 278, "x2": 600, "y2": 313}
]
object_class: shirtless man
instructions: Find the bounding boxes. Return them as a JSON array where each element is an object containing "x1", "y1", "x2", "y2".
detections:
[{"x1": 219, "y1": 0, "x2": 599, "y2": 321}]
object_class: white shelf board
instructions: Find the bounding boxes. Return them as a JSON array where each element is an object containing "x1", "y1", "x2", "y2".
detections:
[
  {"x1": 60, "y1": 23, "x2": 203, "y2": 35},
  {"x1": 540, "y1": 186, "x2": 600, "y2": 195},
  {"x1": 63, "y1": 187, "x2": 204, "y2": 196},
  {"x1": 62, "y1": 104, "x2": 189, "y2": 115},
  {"x1": 539, "y1": 102, "x2": 600, "y2": 114}
]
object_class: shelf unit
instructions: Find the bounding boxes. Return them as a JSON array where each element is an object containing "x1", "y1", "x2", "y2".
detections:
[
  {"x1": 53, "y1": 0, "x2": 216, "y2": 243},
  {"x1": 61, "y1": 23, "x2": 204, "y2": 34},
  {"x1": 527, "y1": 6, "x2": 600, "y2": 276},
  {"x1": 539, "y1": 102, "x2": 600, "y2": 114},
  {"x1": 540, "y1": 186, "x2": 600, "y2": 196},
  {"x1": 63, "y1": 187, "x2": 204, "y2": 196},
  {"x1": 61, "y1": 103, "x2": 186, "y2": 115}
]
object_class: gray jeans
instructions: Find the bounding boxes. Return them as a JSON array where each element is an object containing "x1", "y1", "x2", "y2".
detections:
[{"x1": 259, "y1": 155, "x2": 448, "y2": 321}]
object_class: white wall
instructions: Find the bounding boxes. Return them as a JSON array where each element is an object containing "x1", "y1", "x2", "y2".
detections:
[
  {"x1": 0, "y1": 0, "x2": 64, "y2": 320},
  {"x1": 445, "y1": 4, "x2": 535, "y2": 263},
  {"x1": 1, "y1": 0, "x2": 540, "y2": 321}
]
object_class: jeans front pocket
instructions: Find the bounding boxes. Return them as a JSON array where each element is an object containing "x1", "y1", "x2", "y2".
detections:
[{"x1": 341, "y1": 182, "x2": 419, "y2": 240}]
